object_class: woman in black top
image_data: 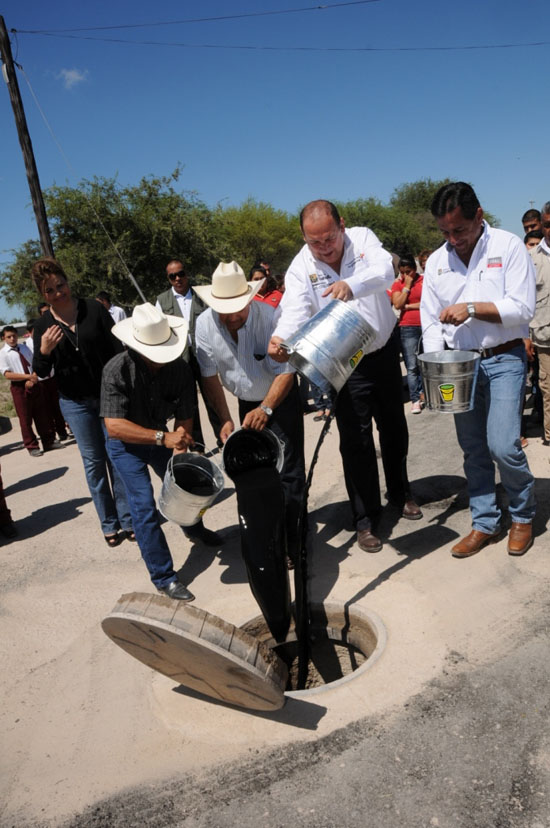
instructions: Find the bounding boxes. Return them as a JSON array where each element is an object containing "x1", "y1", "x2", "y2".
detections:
[{"x1": 31, "y1": 258, "x2": 133, "y2": 547}]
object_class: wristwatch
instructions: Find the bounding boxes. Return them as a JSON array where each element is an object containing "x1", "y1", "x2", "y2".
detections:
[
  {"x1": 154, "y1": 430, "x2": 164, "y2": 446},
  {"x1": 260, "y1": 404, "x2": 273, "y2": 417},
  {"x1": 467, "y1": 302, "x2": 476, "y2": 319}
]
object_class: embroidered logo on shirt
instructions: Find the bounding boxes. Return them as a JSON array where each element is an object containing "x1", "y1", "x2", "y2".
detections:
[
  {"x1": 437, "y1": 267, "x2": 452, "y2": 275},
  {"x1": 309, "y1": 273, "x2": 318, "y2": 283},
  {"x1": 347, "y1": 253, "x2": 365, "y2": 268},
  {"x1": 487, "y1": 257, "x2": 502, "y2": 268}
]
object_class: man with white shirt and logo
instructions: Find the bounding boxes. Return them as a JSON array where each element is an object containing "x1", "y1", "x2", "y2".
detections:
[
  {"x1": 156, "y1": 258, "x2": 221, "y2": 448},
  {"x1": 268, "y1": 199, "x2": 421, "y2": 554},
  {"x1": 421, "y1": 182, "x2": 536, "y2": 558}
]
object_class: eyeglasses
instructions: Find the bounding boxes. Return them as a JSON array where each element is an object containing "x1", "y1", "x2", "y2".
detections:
[{"x1": 168, "y1": 270, "x2": 186, "y2": 280}]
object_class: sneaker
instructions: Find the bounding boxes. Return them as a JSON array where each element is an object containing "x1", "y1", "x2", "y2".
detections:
[
  {"x1": 411, "y1": 401, "x2": 422, "y2": 414},
  {"x1": 44, "y1": 439, "x2": 63, "y2": 451},
  {"x1": 29, "y1": 448, "x2": 43, "y2": 457}
]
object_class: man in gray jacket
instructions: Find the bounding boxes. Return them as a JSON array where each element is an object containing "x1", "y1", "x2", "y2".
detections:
[
  {"x1": 528, "y1": 202, "x2": 550, "y2": 447},
  {"x1": 156, "y1": 258, "x2": 221, "y2": 449}
]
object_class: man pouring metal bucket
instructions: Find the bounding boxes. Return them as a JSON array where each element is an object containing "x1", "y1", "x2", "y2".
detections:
[
  {"x1": 100, "y1": 304, "x2": 222, "y2": 602},
  {"x1": 420, "y1": 182, "x2": 536, "y2": 558},
  {"x1": 268, "y1": 199, "x2": 421, "y2": 553}
]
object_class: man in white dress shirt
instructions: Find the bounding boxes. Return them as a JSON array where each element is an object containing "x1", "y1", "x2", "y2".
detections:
[
  {"x1": 194, "y1": 261, "x2": 305, "y2": 564},
  {"x1": 421, "y1": 182, "x2": 536, "y2": 558},
  {"x1": 268, "y1": 199, "x2": 421, "y2": 554}
]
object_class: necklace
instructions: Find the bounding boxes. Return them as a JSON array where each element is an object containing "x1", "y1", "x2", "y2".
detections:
[{"x1": 51, "y1": 301, "x2": 79, "y2": 351}]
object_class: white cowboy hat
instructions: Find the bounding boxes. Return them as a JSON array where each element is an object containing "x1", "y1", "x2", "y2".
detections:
[
  {"x1": 112, "y1": 303, "x2": 188, "y2": 363},
  {"x1": 193, "y1": 261, "x2": 265, "y2": 313}
]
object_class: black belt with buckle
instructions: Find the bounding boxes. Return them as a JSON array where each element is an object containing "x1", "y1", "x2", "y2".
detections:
[{"x1": 478, "y1": 338, "x2": 523, "y2": 359}]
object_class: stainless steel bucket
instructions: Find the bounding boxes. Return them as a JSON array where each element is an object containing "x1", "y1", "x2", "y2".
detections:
[
  {"x1": 221, "y1": 427, "x2": 284, "y2": 478},
  {"x1": 158, "y1": 453, "x2": 224, "y2": 526},
  {"x1": 282, "y1": 300, "x2": 376, "y2": 395},
  {"x1": 417, "y1": 350, "x2": 480, "y2": 413}
]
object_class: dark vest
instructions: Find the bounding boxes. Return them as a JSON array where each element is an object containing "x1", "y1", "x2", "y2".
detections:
[{"x1": 156, "y1": 288, "x2": 207, "y2": 359}]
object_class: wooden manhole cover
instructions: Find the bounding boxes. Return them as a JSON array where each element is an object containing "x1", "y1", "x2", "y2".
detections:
[{"x1": 102, "y1": 592, "x2": 288, "y2": 711}]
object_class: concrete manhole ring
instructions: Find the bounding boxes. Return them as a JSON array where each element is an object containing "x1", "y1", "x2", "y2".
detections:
[{"x1": 240, "y1": 601, "x2": 387, "y2": 697}]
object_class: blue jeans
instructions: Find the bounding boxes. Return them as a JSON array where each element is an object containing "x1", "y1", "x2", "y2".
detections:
[
  {"x1": 59, "y1": 397, "x2": 132, "y2": 536},
  {"x1": 399, "y1": 326, "x2": 423, "y2": 403},
  {"x1": 454, "y1": 346, "x2": 535, "y2": 534},
  {"x1": 106, "y1": 439, "x2": 177, "y2": 589}
]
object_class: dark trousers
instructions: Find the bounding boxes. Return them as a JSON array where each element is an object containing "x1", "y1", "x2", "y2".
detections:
[
  {"x1": 189, "y1": 351, "x2": 223, "y2": 449},
  {"x1": 238, "y1": 379, "x2": 306, "y2": 559},
  {"x1": 11, "y1": 382, "x2": 55, "y2": 451},
  {"x1": 41, "y1": 376, "x2": 68, "y2": 439},
  {"x1": 0, "y1": 465, "x2": 11, "y2": 525},
  {"x1": 334, "y1": 328, "x2": 411, "y2": 530}
]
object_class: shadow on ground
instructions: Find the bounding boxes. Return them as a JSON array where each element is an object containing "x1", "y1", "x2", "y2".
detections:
[{"x1": 4, "y1": 466, "x2": 69, "y2": 497}]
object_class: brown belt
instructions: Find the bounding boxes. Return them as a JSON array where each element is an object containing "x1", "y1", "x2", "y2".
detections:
[{"x1": 478, "y1": 338, "x2": 524, "y2": 359}]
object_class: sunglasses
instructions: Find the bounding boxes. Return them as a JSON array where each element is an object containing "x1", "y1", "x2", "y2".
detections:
[{"x1": 168, "y1": 270, "x2": 186, "y2": 280}]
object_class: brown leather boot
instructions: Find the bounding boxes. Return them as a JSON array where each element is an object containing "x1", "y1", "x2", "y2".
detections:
[
  {"x1": 357, "y1": 528, "x2": 383, "y2": 553},
  {"x1": 507, "y1": 522, "x2": 533, "y2": 556},
  {"x1": 451, "y1": 528, "x2": 501, "y2": 558}
]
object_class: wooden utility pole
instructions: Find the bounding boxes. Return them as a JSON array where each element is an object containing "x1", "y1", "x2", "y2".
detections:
[{"x1": 0, "y1": 16, "x2": 54, "y2": 257}]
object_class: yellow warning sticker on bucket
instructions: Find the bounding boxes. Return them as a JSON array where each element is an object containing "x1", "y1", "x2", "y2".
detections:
[
  {"x1": 349, "y1": 349, "x2": 364, "y2": 369},
  {"x1": 439, "y1": 383, "x2": 455, "y2": 402}
]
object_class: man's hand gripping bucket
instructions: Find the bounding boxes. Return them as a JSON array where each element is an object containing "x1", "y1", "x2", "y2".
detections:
[
  {"x1": 417, "y1": 325, "x2": 481, "y2": 413},
  {"x1": 158, "y1": 448, "x2": 225, "y2": 527}
]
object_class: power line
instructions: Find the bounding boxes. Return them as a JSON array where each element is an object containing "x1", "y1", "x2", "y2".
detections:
[
  {"x1": 12, "y1": 1, "x2": 381, "y2": 34},
  {"x1": 11, "y1": 31, "x2": 550, "y2": 52}
]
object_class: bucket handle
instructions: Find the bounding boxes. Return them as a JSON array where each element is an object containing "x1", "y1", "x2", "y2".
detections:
[
  {"x1": 416, "y1": 319, "x2": 480, "y2": 357},
  {"x1": 166, "y1": 443, "x2": 221, "y2": 478},
  {"x1": 279, "y1": 341, "x2": 295, "y2": 356}
]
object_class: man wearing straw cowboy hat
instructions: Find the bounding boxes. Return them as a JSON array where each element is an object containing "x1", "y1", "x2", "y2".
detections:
[
  {"x1": 100, "y1": 303, "x2": 221, "y2": 601},
  {"x1": 193, "y1": 261, "x2": 306, "y2": 566},
  {"x1": 421, "y1": 182, "x2": 536, "y2": 558},
  {"x1": 268, "y1": 199, "x2": 421, "y2": 554}
]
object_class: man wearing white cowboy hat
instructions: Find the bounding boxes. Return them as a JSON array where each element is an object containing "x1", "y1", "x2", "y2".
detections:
[
  {"x1": 100, "y1": 303, "x2": 221, "y2": 601},
  {"x1": 194, "y1": 261, "x2": 306, "y2": 565}
]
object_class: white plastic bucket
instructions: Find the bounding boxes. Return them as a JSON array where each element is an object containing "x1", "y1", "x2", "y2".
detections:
[{"x1": 158, "y1": 453, "x2": 224, "y2": 527}]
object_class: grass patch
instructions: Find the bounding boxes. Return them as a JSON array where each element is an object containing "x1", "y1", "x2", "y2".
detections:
[{"x1": 0, "y1": 375, "x2": 15, "y2": 418}]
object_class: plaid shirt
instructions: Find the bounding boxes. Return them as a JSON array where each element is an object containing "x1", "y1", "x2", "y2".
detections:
[{"x1": 100, "y1": 350, "x2": 194, "y2": 430}]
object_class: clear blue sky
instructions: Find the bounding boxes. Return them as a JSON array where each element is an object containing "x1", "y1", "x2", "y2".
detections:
[{"x1": 1, "y1": 0, "x2": 548, "y2": 321}]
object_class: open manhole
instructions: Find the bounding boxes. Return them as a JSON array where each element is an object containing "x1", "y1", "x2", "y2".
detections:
[{"x1": 240, "y1": 601, "x2": 386, "y2": 697}]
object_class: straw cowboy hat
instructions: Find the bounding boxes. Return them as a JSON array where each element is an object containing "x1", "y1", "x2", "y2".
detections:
[
  {"x1": 192, "y1": 261, "x2": 265, "y2": 313},
  {"x1": 112, "y1": 302, "x2": 189, "y2": 363}
]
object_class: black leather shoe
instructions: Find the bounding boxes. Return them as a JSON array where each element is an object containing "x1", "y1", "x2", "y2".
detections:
[
  {"x1": 356, "y1": 528, "x2": 383, "y2": 553},
  {"x1": 0, "y1": 520, "x2": 18, "y2": 539},
  {"x1": 387, "y1": 496, "x2": 423, "y2": 520},
  {"x1": 158, "y1": 581, "x2": 195, "y2": 601},
  {"x1": 184, "y1": 521, "x2": 222, "y2": 546}
]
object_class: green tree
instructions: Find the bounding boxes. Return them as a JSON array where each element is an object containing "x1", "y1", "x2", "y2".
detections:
[
  {"x1": 211, "y1": 198, "x2": 302, "y2": 276},
  {"x1": 335, "y1": 198, "x2": 426, "y2": 256},
  {"x1": 0, "y1": 169, "x2": 217, "y2": 313}
]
